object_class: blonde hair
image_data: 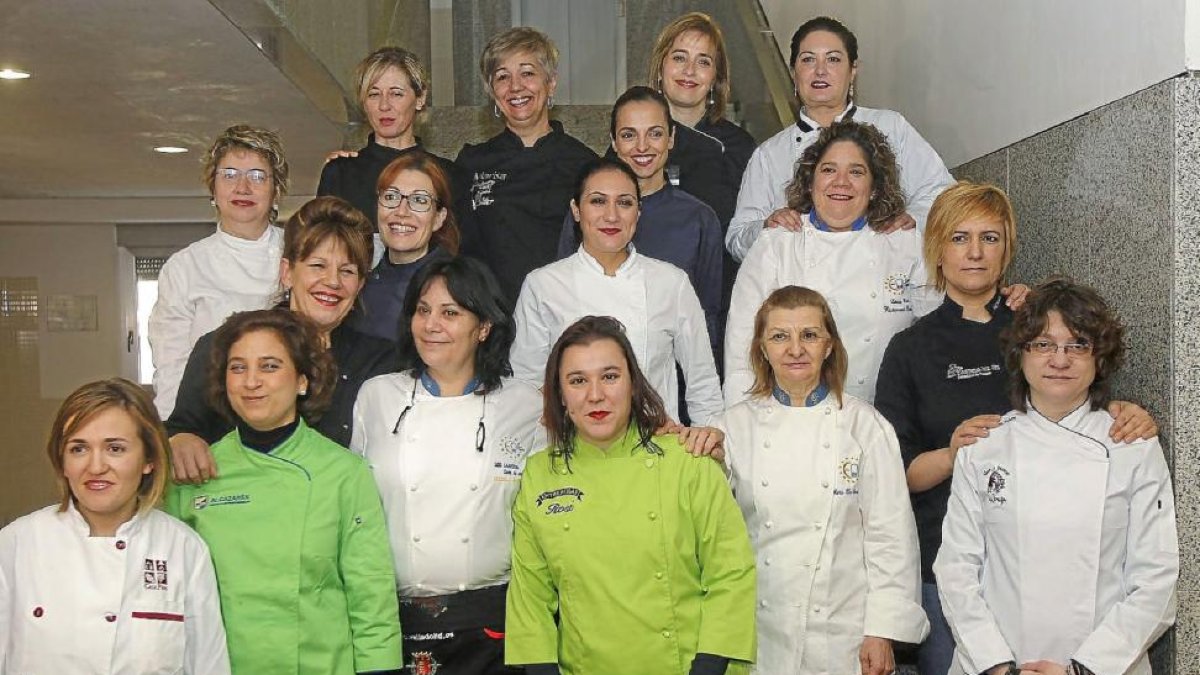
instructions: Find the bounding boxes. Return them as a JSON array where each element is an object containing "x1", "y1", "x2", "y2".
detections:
[
  {"x1": 747, "y1": 286, "x2": 848, "y2": 405},
  {"x1": 923, "y1": 181, "x2": 1017, "y2": 292},
  {"x1": 478, "y1": 27, "x2": 558, "y2": 93},
  {"x1": 201, "y1": 124, "x2": 290, "y2": 222},
  {"x1": 646, "y1": 12, "x2": 731, "y2": 124},
  {"x1": 355, "y1": 47, "x2": 429, "y2": 114},
  {"x1": 46, "y1": 379, "x2": 169, "y2": 515}
]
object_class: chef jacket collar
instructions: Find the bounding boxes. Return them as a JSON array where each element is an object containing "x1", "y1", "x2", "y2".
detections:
[
  {"x1": 772, "y1": 381, "x2": 829, "y2": 407},
  {"x1": 497, "y1": 119, "x2": 567, "y2": 151},
  {"x1": 576, "y1": 243, "x2": 640, "y2": 276},
  {"x1": 809, "y1": 208, "x2": 868, "y2": 232},
  {"x1": 419, "y1": 369, "x2": 482, "y2": 397},
  {"x1": 573, "y1": 424, "x2": 655, "y2": 460},
  {"x1": 934, "y1": 288, "x2": 1010, "y2": 322},
  {"x1": 215, "y1": 220, "x2": 277, "y2": 248},
  {"x1": 64, "y1": 499, "x2": 146, "y2": 539},
  {"x1": 1025, "y1": 397, "x2": 1111, "y2": 457},
  {"x1": 796, "y1": 100, "x2": 859, "y2": 135}
]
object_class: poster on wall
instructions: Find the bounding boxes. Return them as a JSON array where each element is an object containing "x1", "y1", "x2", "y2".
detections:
[{"x1": 45, "y1": 294, "x2": 98, "y2": 332}]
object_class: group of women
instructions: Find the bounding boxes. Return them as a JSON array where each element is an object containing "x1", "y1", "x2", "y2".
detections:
[{"x1": 0, "y1": 11, "x2": 1179, "y2": 675}]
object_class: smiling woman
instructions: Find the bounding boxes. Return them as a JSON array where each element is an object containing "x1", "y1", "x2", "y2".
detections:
[
  {"x1": 165, "y1": 197, "x2": 396, "y2": 484},
  {"x1": 0, "y1": 378, "x2": 230, "y2": 673}
]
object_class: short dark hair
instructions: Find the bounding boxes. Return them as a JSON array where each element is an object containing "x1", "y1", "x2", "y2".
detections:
[
  {"x1": 609, "y1": 85, "x2": 676, "y2": 139},
  {"x1": 542, "y1": 316, "x2": 669, "y2": 472},
  {"x1": 789, "y1": 16, "x2": 859, "y2": 68},
  {"x1": 396, "y1": 256, "x2": 515, "y2": 392},
  {"x1": 1002, "y1": 277, "x2": 1127, "y2": 412},
  {"x1": 786, "y1": 120, "x2": 904, "y2": 229},
  {"x1": 208, "y1": 309, "x2": 336, "y2": 425},
  {"x1": 572, "y1": 156, "x2": 642, "y2": 205}
]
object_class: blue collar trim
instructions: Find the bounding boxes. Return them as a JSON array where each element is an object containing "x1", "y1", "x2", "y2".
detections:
[
  {"x1": 773, "y1": 381, "x2": 829, "y2": 407},
  {"x1": 809, "y1": 208, "x2": 868, "y2": 232},
  {"x1": 420, "y1": 371, "x2": 481, "y2": 397}
]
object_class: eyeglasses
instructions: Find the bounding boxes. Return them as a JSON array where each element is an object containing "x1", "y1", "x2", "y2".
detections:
[
  {"x1": 378, "y1": 188, "x2": 437, "y2": 212},
  {"x1": 1023, "y1": 339, "x2": 1094, "y2": 357},
  {"x1": 217, "y1": 167, "x2": 270, "y2": 185}
]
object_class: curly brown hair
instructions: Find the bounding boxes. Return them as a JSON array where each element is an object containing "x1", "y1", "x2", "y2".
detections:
[
  {"x1": 207, "y1": 309, "x2": 336, "y2": 426},
  {"x1": 1001, "y1": 277, "x2": 1126, "y2": 412},
  {"x1": 785, "y1": 120, "x2": 904, "y2": 229},
  {"x1": 542, "y1": 316, "x2": 668, "y2": 472},
  {"x1": 201, "y1": 124, "x2": 289, "y2": 223}
]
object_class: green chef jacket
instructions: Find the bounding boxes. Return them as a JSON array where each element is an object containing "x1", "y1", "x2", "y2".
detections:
[
  {"x1": 506, "y1": 426, "x2": 756, "y2": 674},
  {"x1": 163, "y1": 419, "x2": 402, "y2": 674}
]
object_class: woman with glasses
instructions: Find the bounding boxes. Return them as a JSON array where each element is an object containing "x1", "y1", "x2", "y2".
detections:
[
  {"x1": 318, "y1": 47, "x2": 470, "y2": 231},
  {"x1": 934, "y1": 278, "x2": 1177, "y2": 675},
  {"x1": 149, "y1": 124, "x2": 289, "y2": 419},
  {"x1": 350, "y1": 152, "x2": 462, "y2": 341},
  {"x1": 351, "y1": 256, "x2": 544, "y2": 674},
  {"x1": 166, "y1": 196, "x2": 394, "y2": 483},
  {"x1": 873, "y1": 183, "x2": 1158, "y2": 675},
  {"x1": 716, "y1": 285, "x2": 927, "y2": 675}
]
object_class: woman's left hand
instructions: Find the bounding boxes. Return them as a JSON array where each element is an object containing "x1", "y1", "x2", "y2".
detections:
[
  {"x1": 1106, "y1": 400, "x2": 1159, "y2": 442},
  {"x1": 878, "y1": 211, "x2": 916, "y2": 234},
  {"x1": 1001, "y1": 283, "x2": 1030, "y2": 309},
  {"x1": 676, "y1": 426, "x2": 725, "y2": 461},
  {"x1": 859, "y1": 636, "x2": 895, "y2": 675},
  {"x1": 1020, "y1": 660, "x2": 1068, "y2": 675}
]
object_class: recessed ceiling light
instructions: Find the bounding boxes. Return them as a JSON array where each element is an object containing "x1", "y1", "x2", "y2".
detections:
[
  {"x1": 0, "y1": 68, "x2": 31, "y2": 80},
  {"x1": 154, "y1": 146, "x2": 189, "y2": 154}
]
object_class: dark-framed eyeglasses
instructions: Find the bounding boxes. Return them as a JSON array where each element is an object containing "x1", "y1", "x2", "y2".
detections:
[{"x1": 378, "y1": 188, "x2": 437, "y2": 212}]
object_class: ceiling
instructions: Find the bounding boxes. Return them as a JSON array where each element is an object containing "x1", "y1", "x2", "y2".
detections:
[{"x1": 0, "y1": 0, "x2": 346, "y2": 224}]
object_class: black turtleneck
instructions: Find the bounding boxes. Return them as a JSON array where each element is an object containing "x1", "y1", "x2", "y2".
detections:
[{"x1": 236, "y1": 416, "x2": 300, "y2": 454}]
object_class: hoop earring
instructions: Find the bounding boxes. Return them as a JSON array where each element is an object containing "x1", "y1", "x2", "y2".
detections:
[
  {"x1": 657, "y1": 76, "x2": 663, "y2": 93},
  {"x1": 548, "y1": 96, "x2": 555, "y2": 109},
  {"x1": 493, "y1": 104, "x2": 501, "y2": 118},
  {"x1": 849, "y1": 82, "x2": 856, "y2": 101}
]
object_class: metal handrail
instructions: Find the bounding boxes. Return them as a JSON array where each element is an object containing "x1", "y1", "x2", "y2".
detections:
[{"x1": 731, "y1": 0, "x2": 798, "y2": 134}]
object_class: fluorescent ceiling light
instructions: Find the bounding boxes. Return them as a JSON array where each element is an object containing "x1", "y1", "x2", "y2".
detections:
[
  {"x1": 0, "y1": 68, "x2": 31, "y2": 80},
  {"x1": 154, "y1": 146, "x2": 189, "y2": 154}
]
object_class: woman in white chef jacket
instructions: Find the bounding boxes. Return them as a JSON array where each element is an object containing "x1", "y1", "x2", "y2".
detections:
[
  {"x1": 351, "y1": 255, "x2": 545, "y2": 673},
  {"x1": 511, "y1": 157, "x2": 723, "y2": 425},
  {"x1": 716, "y1": 285, "x2": 927, "y2": 675},
  {"x1": 0, "y1": 378, "x2": 229, "y2": 674},
  {"x1": 726, "y1": 119, "x2": 947, "y2": 406},
  {"x1": 934, "y1": 278, "x2": 1177, "y2": 675}
]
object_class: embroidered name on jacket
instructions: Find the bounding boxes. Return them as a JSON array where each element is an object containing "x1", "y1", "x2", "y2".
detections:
[
  {"x1": 536, "y1": 486, "x2": 584, "y2": 514},
  {"x1": 192, "y1": 493, "x2": 251, "y2": 510},
  {"x1": 946, "y1": 363, "x2": 1001, "y2": 380},
  {"x1": 143, "y1": 558, "x2": 169, "y2": 591},
  {"x1": 983, "y1": 465, "x2": 1011, "y2": 504},
  {"x1": 881, "y1": 272, "x2": 914, "y2": 313},
  {"x1": 834, "y1": 455, "x2": 861, "y2": 496},
  {"x1": 470, "y1": 172, "x2": 507, "y2": 209}
]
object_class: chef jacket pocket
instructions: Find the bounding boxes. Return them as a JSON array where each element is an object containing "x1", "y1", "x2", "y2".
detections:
[{"x1": 130, "y1": 599, "x2": 187, "y2": 674}]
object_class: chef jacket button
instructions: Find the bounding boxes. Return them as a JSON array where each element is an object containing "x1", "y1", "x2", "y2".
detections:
[
  {"x1": 648, "y1": 512, "x2": 657, "y2": 520},
  {"x1": 857, "y1": 377, "x2": 865, "y2": 384},
  {"x1": 814, "y1": 523, "x2": 823, "y2": 530},
  {"x1": 764, "y1": 558, "x2": 771, "y2": 566},
  {"x1": 412, "y1": 535, "x2": 421, "y2": 543},
  {"x1": 760, "y1": 599, "x2": 768, "y2": 607},
  {"x1": 761, "y1": 479, "x2": 769, "y2": 487},
  {"x1": 822, "y1": 442, "x2": 830, "y2": 449},
  {"x1": 115, "y1": 540, "x2": 126, "y2": 550},
  {"x1": 815, "y1": 564, "x2": 821, "y2": 570},
  {"x1": 814, "y1": 606, "x2": 822, "y2": 614},
  {"x1": 461, "y1": 536, "x2": 470, "y2": 543},
  {"x1": 644, "y1": 459, "x2": 654, "y2": 468},
  {"x1": 32, "y1": 606, "x2": 43, "y2": 618},
  {"x1": 823, "y1": 408, "x2": 831, "y2": 416},
  {"x1": 864, "y1": 336, "x2": 872, "y2": 343},
  {"x1": 763, "y1": 440, "x2": 771, "y2": 448},
  {"x1": 655, "y1": 572, "x2": 664, "y2": 580},
  {"x1": 342, "y1": 424, "x2": 349, "y2": 431},
  {"x1": 341, "y1": 374, "x2": 349, "y2": 381},
  {"x1": 458, "y1": 583, "x2": 467, "y2": 592},
  {"x1": 104, "y1": 613, "x2": 117, "y2": 623},
  {"x1": 563, "y1": 523, "x2": 570, "y2": 531},
  {"x1": 870, "y1": 291, "x2": 877, "y2": 299},
  {"x1": 764, "y1": 520, "x2": 773, "y2": 529},
  {"x1": 470, "y1": 483, "x2": 479, "y2": 491},
  {"x1": 821, "y1": 480, "x2": 830, "y2": 488},
  {"x1": 662, "y1": 630, "x2": 671, "y2": 638},
  {"x1": 409, "y1": 485, "x2": 418, "y2": 492}
]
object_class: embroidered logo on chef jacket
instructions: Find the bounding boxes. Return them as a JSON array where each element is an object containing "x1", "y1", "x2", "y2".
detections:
[
  {"x1": 192, "y1": 493, "x2": 251, "y2": 510},
  {"x1": 834, "y1": 455, "x2": 861, "y2": 496},
  {"x1": 492, "y1": 435, "x2": 528, "y2": 482},
  {"x1": 410, "y1": 650, "x2": 442, "y2": 674},
  {"x1": 470, "y1": 172, "x2": 506, "y2": 209},
  {"x1": 143, "y1": 558, "x2": 169, "y2": 591},
  {"x1": 983, "y1": 465, "x2": 1011, "y2": 504},
  {"x1": 881, "y1": 272, "x2": 915, "y2": 314},
  {"x1": 947, "y1": 363, "x2": 1001, "y2": 380},
  {"x1": 536, "y1": 486, "x2": 584, "y2": 515}
]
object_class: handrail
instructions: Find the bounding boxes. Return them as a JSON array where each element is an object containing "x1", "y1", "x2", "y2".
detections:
[{"x1": 730, "y1": 0, "x2": 798, "y2": 134}]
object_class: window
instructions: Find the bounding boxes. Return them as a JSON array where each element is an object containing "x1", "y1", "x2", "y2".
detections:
[{"x1": 135, "y1": 257, "x2": 167, "y2": 385}]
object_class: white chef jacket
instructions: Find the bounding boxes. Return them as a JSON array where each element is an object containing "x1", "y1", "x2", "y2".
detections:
[
  {"x1": 351, "y1": 373, "x2": 546, "y2": 597},
  {"x1": 510, "y1": 246, "x2": 723, "y2": 425},
  {"x1": 0, "y1": 504, "x2": 230, "y2": 674},
  {"x1": 934, "y1": 404, "x2": 1178, "y2": 675},
  {"x1": 149, "y1": 224, "x2": 283, "y2": 418},
  {"x1": 725, "y1": 103, "x2": 954, "y2": 261},
  {"x1": 723, "y1": 221, "x2": 940, "y2": 407},
  {"x1": 717, "y1": 393, "x2": 927, "y2": 674}
]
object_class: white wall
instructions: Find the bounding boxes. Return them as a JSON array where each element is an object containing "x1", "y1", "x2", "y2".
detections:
[{"x1": 762, "y1": 1, "x2": 1188, "y2": 166}]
